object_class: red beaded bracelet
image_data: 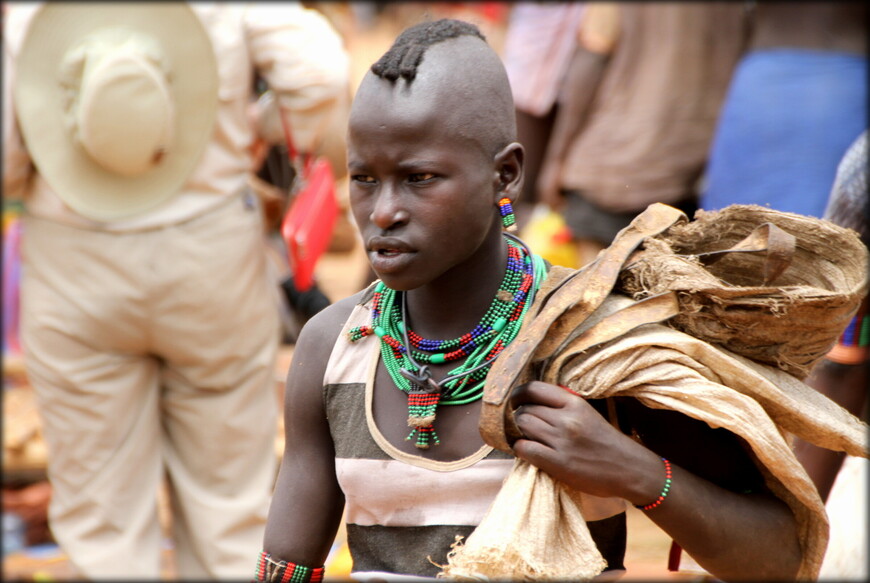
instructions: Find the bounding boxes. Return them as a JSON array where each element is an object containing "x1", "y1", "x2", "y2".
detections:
[
  {"x1": 254, "y1": 551, "x2": 325, "y2": 583},
  {"x1": 635, "y1": 457, "x2": 672, "y2": 511}
]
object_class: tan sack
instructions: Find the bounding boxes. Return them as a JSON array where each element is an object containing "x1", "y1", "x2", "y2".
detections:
[
  {"x1": 448, "y1": 294, "x2": 868, "y2": 580},
  {"x1": 618, "y1": 204, "x2": 869, "y2": 378},
  {"x1": 457, "y1": 203, "x2": 869, "y2": 581}
]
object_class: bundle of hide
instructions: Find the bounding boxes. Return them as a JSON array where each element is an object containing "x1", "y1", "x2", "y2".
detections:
[{"x1": 441, "y1": 204, "x2": 869, "y2": 581}]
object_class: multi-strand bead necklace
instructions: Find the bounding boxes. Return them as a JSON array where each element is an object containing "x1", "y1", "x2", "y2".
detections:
[{"x1": 348, "y1": 234, "x2": 545, "y2": 448}]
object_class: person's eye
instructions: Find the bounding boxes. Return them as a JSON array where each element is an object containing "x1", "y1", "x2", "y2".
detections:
[
  {"x1": 408, "y1": 173, "x2": 436, "y2": 184},
  {"x1": 352, "y1": 174, "x2": 376, "y2": 185}
]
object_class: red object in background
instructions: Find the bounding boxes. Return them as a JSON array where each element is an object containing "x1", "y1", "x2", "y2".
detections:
[
  {"x1": 479, "y1": 2, "x2": 507, "y2": 22},
  {"x1": 278, "y1": 101, "x2": 338, "y2": 292},
  {"x1": 280, "y1": 156, "x2": 338, "y2": 292},
  {"x1": 437, "y1": 2, "x2": 507, "y2": 23}
]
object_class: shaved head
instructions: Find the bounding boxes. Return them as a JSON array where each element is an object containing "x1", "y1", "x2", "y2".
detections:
[{"x1": 352, "y1": 20, "x2": 517, "y2": 158}]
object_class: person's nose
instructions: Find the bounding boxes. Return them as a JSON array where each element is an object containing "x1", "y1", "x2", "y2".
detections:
[{"x1": 369, "y1": 183, "x2": 409, "y2": 231}]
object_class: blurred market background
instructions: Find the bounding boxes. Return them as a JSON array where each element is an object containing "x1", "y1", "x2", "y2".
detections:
[{"x1": 3, "y1": 2, "x2": 741, "y2": 580}]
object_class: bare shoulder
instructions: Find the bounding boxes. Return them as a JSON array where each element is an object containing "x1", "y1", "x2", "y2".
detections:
[
  {"x1": 284, "y1": 289, "x2": 369, "y2": 402},
  {"x1": 298, "y1": 291, "x2": 365, "y2": 350}
]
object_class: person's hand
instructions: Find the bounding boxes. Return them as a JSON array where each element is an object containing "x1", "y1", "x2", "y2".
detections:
[
  {"x1": 246, "y1": 99, "x2": 270, "y2": 173},
  {"x1": 510, "y1": 381, "x2": 655, "y2": 500},
  {"x1": 536, "y1": 159, "x2": 565, "y2": 212}
]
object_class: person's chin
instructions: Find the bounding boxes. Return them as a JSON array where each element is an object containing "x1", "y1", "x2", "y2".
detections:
[
  {"x1": 373, "y1": 273, "x2": 421, "y2": 292},
  {"x1": 371, "y1": 271, "x2": 426, "y2": 293},
  {"x1": 369, "y1": 250, "x2": 418, "y2": 284}
]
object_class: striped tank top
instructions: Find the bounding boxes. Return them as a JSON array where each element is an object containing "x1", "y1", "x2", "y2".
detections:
[{"x1": 323, "y1": 279, "x2": 627, "y2": 578}]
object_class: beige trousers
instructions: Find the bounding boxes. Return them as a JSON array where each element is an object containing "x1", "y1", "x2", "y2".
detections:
[{"x1": 20, "y1": 193, "x2": 281, "y2": 580}]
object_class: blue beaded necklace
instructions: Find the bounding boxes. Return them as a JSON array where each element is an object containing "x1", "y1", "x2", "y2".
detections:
[{"x1": 348, "y1": 234, "x2": 545, "y2": 448}]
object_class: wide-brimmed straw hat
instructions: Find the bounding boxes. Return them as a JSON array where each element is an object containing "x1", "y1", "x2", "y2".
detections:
[{"x1": 14, "y1": 3, "x2": 218, "y2": 221}]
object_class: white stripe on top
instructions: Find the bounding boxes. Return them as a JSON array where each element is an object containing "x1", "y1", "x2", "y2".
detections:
[{"x1": 336, "y1": 457, "x2": 514, "y2": 527}]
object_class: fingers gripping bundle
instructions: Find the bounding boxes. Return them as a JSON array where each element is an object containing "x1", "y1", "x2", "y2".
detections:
[{"x1": 440, "y1": 204, "x2": 869, "y2": 580}]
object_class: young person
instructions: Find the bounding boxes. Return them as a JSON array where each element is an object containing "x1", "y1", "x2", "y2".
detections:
[{"x1": 258, "y1": 19, "x2": 802, "y2": 581}]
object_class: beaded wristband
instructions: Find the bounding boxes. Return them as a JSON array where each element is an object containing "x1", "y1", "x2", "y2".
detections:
[
  {"x1": 254, "y1": 551, "x2": 325, "y2": 583},
  {"x1": 635, "y1": 457, "x2": 672, "y2": 511}
]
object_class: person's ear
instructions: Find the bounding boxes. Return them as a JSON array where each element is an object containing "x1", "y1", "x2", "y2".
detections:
[{"x1": 492, "y1": 142, "x2": 524, "y2": 205}]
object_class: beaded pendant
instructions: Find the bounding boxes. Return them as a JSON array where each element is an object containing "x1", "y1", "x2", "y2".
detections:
[
  {"x1": 399, "y1": 365, "x2": 442, "y2": 447},
  {"x1": 348, "y1": 235, "x2": 542, "y2": 448}
]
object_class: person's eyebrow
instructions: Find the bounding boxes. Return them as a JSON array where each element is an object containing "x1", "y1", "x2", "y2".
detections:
[{"x1": 396, "y1": 159, "x2": 441, "y2": 169}]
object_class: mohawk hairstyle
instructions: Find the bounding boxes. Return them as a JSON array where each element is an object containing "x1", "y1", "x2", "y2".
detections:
[{"x1": 371, "y1": 18, "x2": 486, "y2": 82}]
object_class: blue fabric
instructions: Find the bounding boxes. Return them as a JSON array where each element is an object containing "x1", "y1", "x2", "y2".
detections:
[{"x1": 701, "y1": 49, "x2": 867, "y2": 218}]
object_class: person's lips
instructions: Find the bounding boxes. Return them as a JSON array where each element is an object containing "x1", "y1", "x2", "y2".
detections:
[
  {"x1": 367, "y1": 237, "x2": 414, "y2": 255},
  {"x1": 367, "y1": 237, "x2": 416, "y2": 273}
]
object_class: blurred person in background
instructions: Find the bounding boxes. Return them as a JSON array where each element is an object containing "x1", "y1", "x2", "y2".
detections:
[
  {"x1": 700, "y1": 2, "x2": 867, "y2": 217},
  {"x1": 2, "y1": 2, "x2": 349, "y2": 578},
  {"x1": 501, "y1": 1, "x2": 585, "y2": 227},
  {"x1": 795, "y1": 130, "x2": 868, "y2": 580},
  {"x1": 537, "y1": 3, "x2": 748, "y2": 267}
]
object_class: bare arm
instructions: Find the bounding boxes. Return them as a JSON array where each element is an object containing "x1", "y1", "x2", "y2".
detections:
[
  {"x1": 536, "y1": 6, "x2": 614, "y2": 210},
  {"x1": 536, "y1": 46, "x2": 608, "y2": 211},
  {"x1": 245, "y1": 2, "x2": 350, "y2": 156},
  {"x1": 262, "y1": 295, "x2": 359, "y2": 566},
  {"x1": 511, "y1": 381, "x2": 801, "y2": 581}
]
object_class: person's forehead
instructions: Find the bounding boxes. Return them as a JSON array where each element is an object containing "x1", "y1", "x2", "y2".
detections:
[
  {"x1": 353, "y1": 71, "x2": 498, "y2": 133},
  {"x1": 349, "y1": 86, "x2": 498, "y2": 170},
  {"x1": 350, "y1": 33, "x2": 514, "y2": 154},
  {"x1": 351, "y1": 76, "x2": 461, "y2": 127}
]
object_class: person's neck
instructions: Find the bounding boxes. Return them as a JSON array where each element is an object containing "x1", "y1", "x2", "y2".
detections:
[{"x1": 404, "y1": 233, "x2": 509, "y2": 340}]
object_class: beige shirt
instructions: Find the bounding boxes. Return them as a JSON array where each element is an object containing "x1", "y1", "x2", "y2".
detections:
[
  {"x1": 502, "y1": 2, "x2": 586, "y2": 117},
  {"x1": 560, "y1": 3, "x2": 745, "y2": 212},
  {"x1": 2, "y1": 2, "x2": 350, "y2": 231}
]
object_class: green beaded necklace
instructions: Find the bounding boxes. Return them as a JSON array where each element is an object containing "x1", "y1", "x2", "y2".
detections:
[{"x1": 348, "y1": 234, "x2": 546, "y2": 448}]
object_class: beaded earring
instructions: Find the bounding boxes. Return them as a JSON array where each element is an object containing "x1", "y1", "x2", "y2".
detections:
[{"x1": 498, "y1": 197, "x2": 517, "y2": 232}]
